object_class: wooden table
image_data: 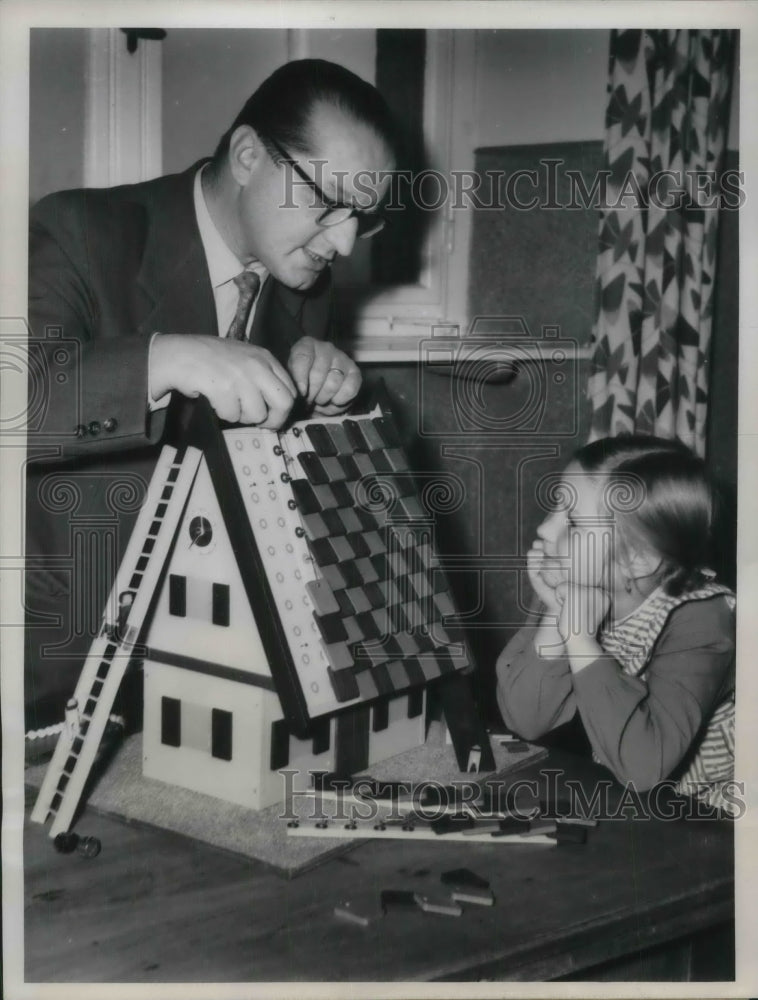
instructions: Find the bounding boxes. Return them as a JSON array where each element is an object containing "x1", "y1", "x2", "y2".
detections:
[{"x1": 22, "y1": 751, "x2": 734, "y2": 983}]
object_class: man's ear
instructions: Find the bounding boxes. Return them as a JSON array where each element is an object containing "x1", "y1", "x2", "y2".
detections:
[{"x1": 227, "y1": 125, "x2": 266, "y2": 186}]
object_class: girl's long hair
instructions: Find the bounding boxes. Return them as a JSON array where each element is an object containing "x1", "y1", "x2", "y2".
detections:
[{"x1": 573, "y1": 435, "x2": 718, "y2": 596}]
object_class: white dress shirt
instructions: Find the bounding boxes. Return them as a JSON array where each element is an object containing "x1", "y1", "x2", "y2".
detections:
[
  {"x1": 149, "y1": 165, "x2": 269, "y2": 408},
  {"x1": 193, "y1": 165, "x2": 269, "y2": 337}
]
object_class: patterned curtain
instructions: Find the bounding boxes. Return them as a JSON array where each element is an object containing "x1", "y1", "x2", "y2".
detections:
[{"x1": 587, "y1": 29, "x2": 735, "y2": 456}]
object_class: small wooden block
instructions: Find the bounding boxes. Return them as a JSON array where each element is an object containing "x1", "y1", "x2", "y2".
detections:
[
  {"x1": 301, "y1": 512, "x2": 330, "y2": 540},
  {"x1": 290, "y1": 478, "x2": 320, "y2": 514},
  {"x1": 415, "y1": 539, "x2": 434, "y2": 564},
  {"x1": 350, "y1": 611, "x2": 381, "y2": 641},
  {"x1": 331, "y1": 536, "x2": 355, "y2": 562},
  {"x1": 393, "y1": 630, "x2": 420, "y2": 656},
  {"x1": 409, "y1": 571, "x2": 433, "y2": 597},
  {"x1": 554, "y1": 815, "x2": 598, "y2": 828},
  {"x1": 523, "y1": 818, "x2": 557, "y2": 837},
  {"x1": 312, "y1": 483, "x2": 340, "y2": 509},
  {"x1": 413, "y1": 893, "x2": 463, "y2": 917},
  {"x1": 338, "y1": 507, "x2": 363, "y2": 533},
  {"x1": 369, "y1": 552, "x2": 391, "y2": 579},
  {"x1": 353, "y1": 452, "x2": 379, "y2": 476},
  {"x1": 324, "y1": 421, "x2": 353, "y2": 454},
  {"x1": 343, "y1": 419, "x2": 372, "y2": 452},
  {"x1": 321, "y1": 456, "x2": 346, "y2": 481},
  {"x1": 418, "y1": 652, "x2": 446, "y2": 682},
  {"x1": 328, "y1": 481, "x2": 354, "y2": 508},
  {"x1": 366, "y1": 506, "x2": 390, "y2": 530},
  {"x1": 490, "y1": 816, "x2": 531, "y2": 837},
  {"x1": 384, "y1": 659, "x2": 412, "y2": 691},
  {"x1": 320, "y1": 562, "x2": 348, "y2": 590},
  {"x1": 334, "y1": 588, "x2": 355, "y2": 616},
  {"x1": 382, "y1": 447, "x2": 406, "y2": 471},
  {"x1": 385, "y1": 606, "x2": 407, "y2": 637},
  {"x1": 362, "y1": 581, "x2": 385, "y2": 608},
  {"x1": 388, "y1": 544, "x2": 411, "y2": 577},
  {"x1": 358, "y1": 419, "x2": 385, "y2": 450},
  {"x1": 343, "y1": 587, "x2": 373, "y2": 614},
  {"x1": 342, "y1": 617, "x2": 365, "y2": 644},
  {"x1": 322, "y1": 641, "x2": 354, "y2": 670},
  {"x1": 403, "y1": 657, "x2": 427, "y2": 687},
  {"x1": 372, "y1": 416, "x2": 402, "y2": 448},
  {"x1": 327, "y1": 667, "x2": 360, "y2": 702},
  {"x1": 460, "y1": 819, "x2": 502, "y2": 836},
  {"x1": 432, "y1": 592, "x2": 455, "y2": 618},
  {"x1": 315, "y1": 611, "x2": 347, "y2": 643},
  {"x1": 352, "y1": 642, "x2": 390, "y2": 670},
  {"x1": 363, "y1": 531, "x2": 387, "y2": 556},
  {"x1": 354, "y1": 557, "x2": 380, "y2": 584},
  {"x1": 334, "y1": 898, "x2": 384, "y2": 927},
  {"x1": 344, "y1": 532, "x2": 371, "y2": 558},
  {"x1": 298, "y1": 452, "x2": 329, "y2": 485},
  {"x1": 367, "y1": 449, "x2": 392, "y2": 472},
  {"x1": 310, "y1": 537, "x2": 339, "y2": 566},
  {"x1": 305, "y1": 580, "x2": 340, "y2": 615},
  {"x1": 399, "y1": 496, "x2": 425, "y2": 519},
  {"x1": 321, "y1": 507, "x2": 347, "y2": 535},
  {"x1": 305, "y1": 423, "x2": 339, "y2": 457},
  {"x1": 450, "y1": 887, "x2": 495, "y2": 907},
  {"x1": 341, "y1": 560, "x2": 363, "y2": 588},
  {"x1": 355, "y1": 668, "x2": 380, "y2": 701},
  {"x1": 371, "y1": 660, "x2": 394, "y2": 696},
  {"x1": 549, "y1": 822, "x2": 588, "y2": 845},
  {"x1": 431, "y1": 813, "x2": 476, "y2": 836}
]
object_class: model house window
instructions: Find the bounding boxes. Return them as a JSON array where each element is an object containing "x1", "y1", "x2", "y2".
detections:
[
  {"x1": 161, "y1": 696, "x2": 181, "y2": 746},
  {"x1": 407, "y1": 688, "x2": 424, "y2": 719},
  {"x1": 311, "y1": 717, "x2": 331, "y2": 756},
  {"x1": 372, "y1": 698, "x2": 389, "y2": 733},
  {"x1": 168, "y1": 574, "x2": 186, "y2": 617},
  {"x1": 212, "y1": 583, "x2": 230, "y2": 627},
  {"x1": 270, "y1": 719, "x2": 290, "y2": 770},
  {"x1": 211, "y1": 708, "x2": 233, "y2": 760}
]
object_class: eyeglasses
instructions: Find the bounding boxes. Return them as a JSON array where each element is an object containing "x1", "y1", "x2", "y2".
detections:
[{"x1": 265, "y1": 135, "x2": 386, "y2": 239}]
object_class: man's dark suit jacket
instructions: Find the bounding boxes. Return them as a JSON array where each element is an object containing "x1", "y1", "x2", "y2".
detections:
[{"x1": 25, "y1": 163, "x2": 332, "y2": 726}]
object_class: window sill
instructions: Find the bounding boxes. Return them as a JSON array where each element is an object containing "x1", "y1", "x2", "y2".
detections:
[{"x1": 348, "y1": 333, "x2": 593, "y2": 366}]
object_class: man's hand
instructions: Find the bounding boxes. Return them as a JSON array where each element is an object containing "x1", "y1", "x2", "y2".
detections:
[
  {"x1": 150, "y1": 334, "x2": 297, "y2": 428},
  {"x1": 288, "y1": 337, "x2": 362, "y2": 415}
]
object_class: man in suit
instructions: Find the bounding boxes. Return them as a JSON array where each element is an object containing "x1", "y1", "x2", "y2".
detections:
[{"x1": 25, "y1": 59, "x2": 397, "y2": 725}]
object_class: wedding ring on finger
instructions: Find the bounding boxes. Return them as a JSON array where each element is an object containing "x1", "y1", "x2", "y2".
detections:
[{"x1": 327, "y1": 367, "x2": 345, "y2": 378}]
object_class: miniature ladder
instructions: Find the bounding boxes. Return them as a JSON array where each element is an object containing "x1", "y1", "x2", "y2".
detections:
[{"x1": 31, "y1": 443, "x2": 202, "y2": 837}]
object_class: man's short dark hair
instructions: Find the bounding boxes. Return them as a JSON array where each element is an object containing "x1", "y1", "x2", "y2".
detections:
[{"x1": 212, "y1": 58, "x2": 397, "y2": 164}]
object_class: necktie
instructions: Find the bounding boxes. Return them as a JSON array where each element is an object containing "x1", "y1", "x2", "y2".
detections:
[{"x1": 226, "y1": 270, "x2": 261, "y2": 341}]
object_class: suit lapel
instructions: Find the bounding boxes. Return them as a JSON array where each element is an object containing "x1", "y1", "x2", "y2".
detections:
[{"x1": 135, "y1": 163, "x2": 217, "y2": 339}]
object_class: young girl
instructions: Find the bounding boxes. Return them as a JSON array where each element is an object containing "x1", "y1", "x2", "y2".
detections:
[{"x1": 496, "y1": 435, "x2": 736, "y2": 814}]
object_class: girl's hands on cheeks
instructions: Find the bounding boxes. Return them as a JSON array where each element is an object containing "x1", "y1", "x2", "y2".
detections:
[
  {"x1": 555, "y1": 581, "x2": 611, "y2": 644},
  {"x1": 527, "y1": 541, "x2": 564, "y2": 615}
]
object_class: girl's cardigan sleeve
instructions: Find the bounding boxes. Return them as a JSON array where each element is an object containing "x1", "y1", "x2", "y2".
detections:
[{"x1": 496, "y1": 597, "x2": 734, "y2": 790}]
